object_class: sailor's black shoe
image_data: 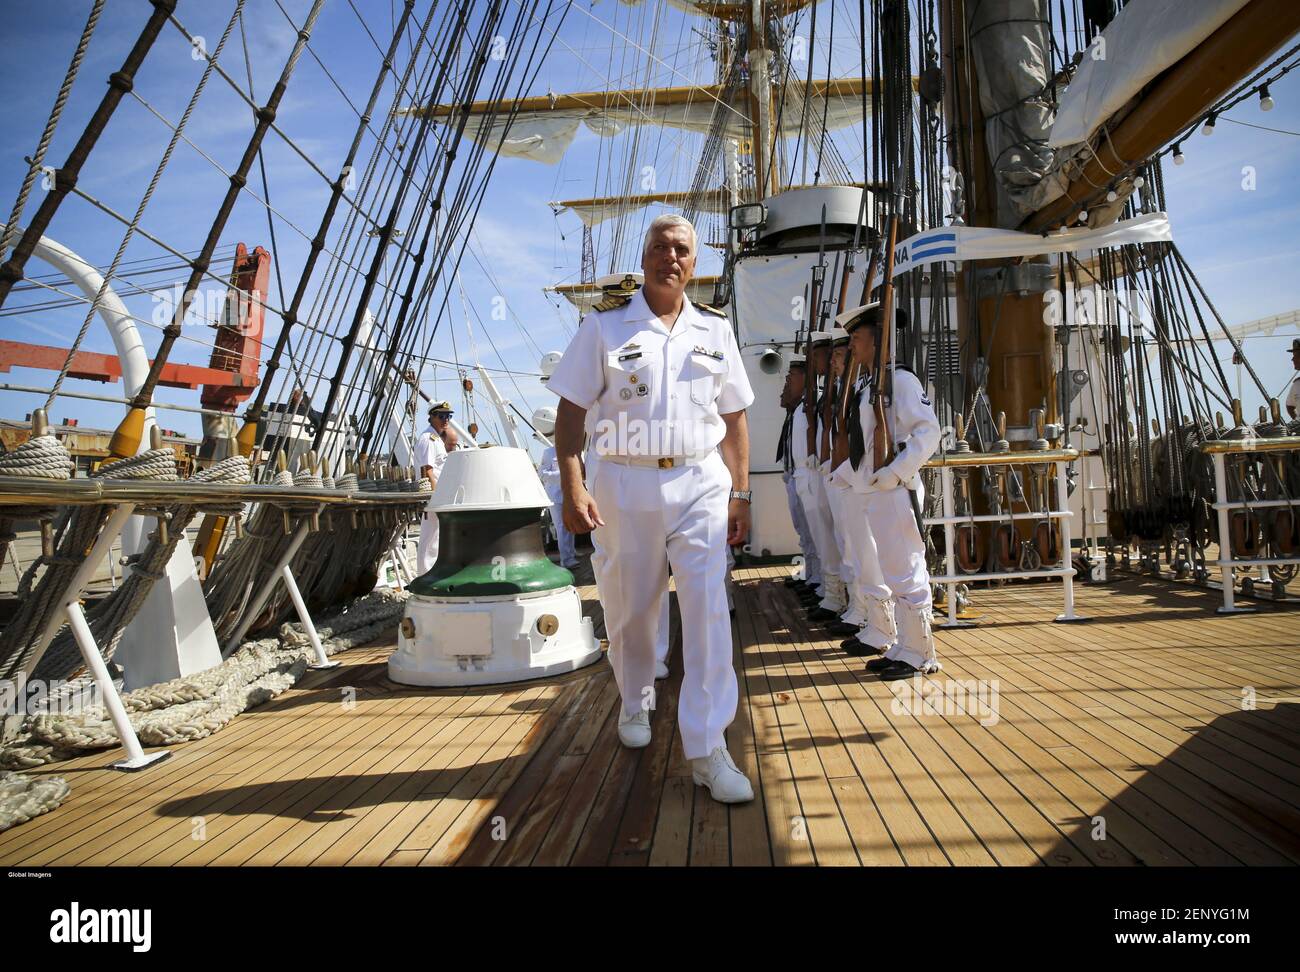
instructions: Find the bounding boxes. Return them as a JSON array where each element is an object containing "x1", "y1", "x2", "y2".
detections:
[
  {"x1": 807, "y1": 607, "x2": 838, "y2": 622},
  {"x1": 842, "y1": 638, "x2": 883, "y2": 657},
  {"x1": 878, "y1": 660, "x2": 923, "y2": 681},
  {"x1": 825, "y1": 621, "x2": 859, "y2": 636}
]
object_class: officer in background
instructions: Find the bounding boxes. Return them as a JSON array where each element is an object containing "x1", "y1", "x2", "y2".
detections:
[
  {"x1": 839, "y1": 302, "x2": 943, "y2": 680},
  {"x1": 413, "y1": 401, "x2": 453, "y2": 574},
  {"x1": 548, "y1": 214, "x2": 755, "y2": 804},
  {"x1": 534, "y1": 405, "x2": 580, "y2": 569}
]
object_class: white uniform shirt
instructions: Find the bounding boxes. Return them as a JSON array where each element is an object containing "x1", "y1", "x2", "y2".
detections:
[
  {"x1": 841, "y1": 367, "x2": 941, "y2": 491},
  {"x1": 1287, "y1": 374, "x2": 1300, "y2": 419},
  {"x1": 537, "y1": 444, "x2": 563, "y2": 504},
  {"x1": 413, "y1": 425, "x2": 448, "y2": 481},
  {"x1": 547, "y1": 289, "x2": 754, "y2": 458}
]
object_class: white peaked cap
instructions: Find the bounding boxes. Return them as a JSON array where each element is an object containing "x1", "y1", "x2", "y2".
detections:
[
  {"x1": 595, "y1": 271, "x2": 643, "y2": 290},
  {"x1": 809, "y1": 327, "x2": 849, "y2": 345},
  {"x1": 835, "y1": 300, "x2": 882, "y2": 330}
]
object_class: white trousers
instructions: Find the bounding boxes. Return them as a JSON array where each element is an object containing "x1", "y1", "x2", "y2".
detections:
[
  {"x1": 794, "y1": 466, "x2": 840, "y2": 577},
  {"x1": 416, "y1": 509, "x2": 440, "y2": 575},
  {"x1": 784, "y1": 472, "x2": 822, "y2": 587},
  {"x1": 823, "y1": 475, "x2": 862, "y2": 620},
  {"x1": 550, "y1": 501, "x2": 577, "y2": 566},
  {"x1": 590, "y1": 539, "x2": 669, "y2": 663},
  {"x1": 863, "y1": 485, "x2": 938, "y2": 671},
  {"x1": 590, "y1": 450, "x2": 735, "y2": 760},
  {"x1": 838, "y1": 487, "x2": 897, "y2": 650}
]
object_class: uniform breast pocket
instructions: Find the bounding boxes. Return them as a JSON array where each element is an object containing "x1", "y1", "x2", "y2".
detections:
[
  {"x1": 688, "y1": 354, "x2": 725, "y2": 406},
  {"x1": 605, "y1": 351, "x2": 656, "y2": 408}
]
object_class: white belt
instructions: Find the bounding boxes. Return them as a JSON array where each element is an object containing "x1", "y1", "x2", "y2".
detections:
[{"x1": 599, "y1": 454, "x2": 703, "y2": 469}]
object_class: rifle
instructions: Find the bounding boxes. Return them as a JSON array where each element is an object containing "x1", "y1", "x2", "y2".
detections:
[
  {"x1": 831, "y1": 189, "x2": 873, "y2": 470},
  {"x1": 817, "y1": 252, "x2": 841, "y2": 464},
  {"x1": 871, "y1": 119, "x2": 913, "y2": 473},
  {"x1": 802, "y1": 205, "x2": 829, "y2": 461}
]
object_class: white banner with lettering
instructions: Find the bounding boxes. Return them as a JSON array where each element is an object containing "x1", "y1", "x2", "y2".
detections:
[{"x1": 873, "y1": 211, "x2": 1173, "y2": 286}]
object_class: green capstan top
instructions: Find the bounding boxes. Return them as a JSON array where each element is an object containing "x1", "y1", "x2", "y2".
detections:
[
  {"x1": 410, "y1": 557, "x2": 574, "y2": 597},
  {"x1": 408, "y1": 508, "x2": 574, "y2": 597}
]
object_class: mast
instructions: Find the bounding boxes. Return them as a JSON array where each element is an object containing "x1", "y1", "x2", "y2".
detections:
[{"x1": 941, "y1": 0, "x2": 1054, "y2": 448}]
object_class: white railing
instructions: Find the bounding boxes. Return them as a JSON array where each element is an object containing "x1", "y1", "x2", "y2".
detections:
[
  {"x1": 925, "y1": 448, "x2": 1086, "y2": 627},
  {"x1": 1203, "y1": 436, "x2": 1300, "y2": 614}
]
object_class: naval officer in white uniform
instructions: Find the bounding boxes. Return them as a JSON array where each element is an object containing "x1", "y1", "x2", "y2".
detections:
[
  {"x1": 413, "y1": 401, "x2": 452, "y2": 574},
  {"x1": 548, "y1": 214, "x2": 755, "y2": 804}
]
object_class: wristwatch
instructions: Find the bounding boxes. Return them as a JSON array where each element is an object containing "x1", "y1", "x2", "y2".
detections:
[{"x1": 729, "y1": 489, "x2": 752, "y2": 503}]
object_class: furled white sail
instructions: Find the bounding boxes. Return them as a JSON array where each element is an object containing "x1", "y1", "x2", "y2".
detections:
[
  {"x1": 403, "y1": 81, "x2": 876, "y2": 165},
  {"x1": 551, "y1": 191, "x2": 731, "y2": 228},
  {"x1": 547, "y1": 275, "x2": 719, "y2": 311}
]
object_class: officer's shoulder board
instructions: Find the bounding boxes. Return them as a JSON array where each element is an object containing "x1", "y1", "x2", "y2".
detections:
[
  {"x1": 692, "y1": 300, "x2": 727, "y2": 319},
  {"x1": 591, "y1": 294, "x2": 633, "y2": 313}
]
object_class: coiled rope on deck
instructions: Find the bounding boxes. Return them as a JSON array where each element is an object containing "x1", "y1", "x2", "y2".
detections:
[
  {"x1": 1, "y1": 588, "x2": 406, "y2": 769},
  {"x1": 0, "y1": 771, "x2": 71, "y2": 833}
]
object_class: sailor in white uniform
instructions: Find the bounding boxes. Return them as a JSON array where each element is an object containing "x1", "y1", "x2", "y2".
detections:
[
  {"x1": 838, "y1": 302, "x2": 942, "y2": 679},
  {"x1": 778, "y1": 354, "x2": 823, "y2": 596},
  {"x1": 413, "y1": 401, "x2": 452, "y2": 574},
  {"x1": 548, "y1": 214, "x2": 755, "y2": 804},
  {"x1": 796, "y1": 329, "x2": 848, "y2": 619},
  {"x1": 533, "y1": 406, "x2": 580, "y2": 569}
]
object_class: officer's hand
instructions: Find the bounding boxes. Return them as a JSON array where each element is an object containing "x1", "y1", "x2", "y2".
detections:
[
  {"x1": 727, "y1": 498, "x2": 751, "y2": 547},
  {"x1": 564, "y1": 487, "x2": 604, "y2": 534}
]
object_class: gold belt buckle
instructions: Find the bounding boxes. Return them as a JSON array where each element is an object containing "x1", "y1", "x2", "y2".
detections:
[{"x1": 657, "y1": 457, "x2": 675, "y2": 469}]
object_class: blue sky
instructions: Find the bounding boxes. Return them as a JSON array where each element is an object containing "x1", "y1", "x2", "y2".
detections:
[{"x1": 0, "y1": 0, "x2": 1296, "y2": 451}]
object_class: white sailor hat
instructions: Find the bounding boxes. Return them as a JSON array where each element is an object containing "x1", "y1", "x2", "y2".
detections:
[
  {"x1": 595, "y1": 271, "x2": 643, "y2": 292},
  {"x1": 838, "y1": 300, "x2": 910, "y2": 332},
  {"x1": 835, "y1": 300, "x2": 881, "y2": 331},
  {"x1": 788, "y1": 353, "x2": 806, "y2": 368},
  {"x1": 809, "y1": 326, "x2": 849, "y2": 345}
]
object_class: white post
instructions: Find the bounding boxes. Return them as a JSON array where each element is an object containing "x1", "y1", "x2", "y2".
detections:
[
  {"x1": 25, "y1": 503, "x2": 137, "y2": 677},
  {"x1": 475, "y1": 366, "x2": 527, "y2": 451},
  {"x1": 937, "y1": 465, "x2": 968, "y2": 628},
  {"x1": 1212, "y1": 451, "x2": 1253, "y2": 614},
  {"x1": 65, "y1": 600, "x2": 169, "y2": 771},
  {"x1": 280, "y1": 563, "x2": 338, "y2": 670},
  {"x1": 1054, "y1": 460, "x2": 1085, "y2": 622},
  {"x1": 222, "y1": 513, "x2": 317, "y2": 655}
]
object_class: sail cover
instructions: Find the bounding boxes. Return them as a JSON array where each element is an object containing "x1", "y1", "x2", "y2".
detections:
[
  {"x1": 1048, "y1": 0, "x2": 1251, "y2": 148},
  {"x1": 966, "y1": 0, "x2": 1058, "y2": 227}
]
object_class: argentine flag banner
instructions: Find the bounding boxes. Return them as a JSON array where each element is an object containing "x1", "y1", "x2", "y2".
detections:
[{"x1": 873, "y1": 211, "x2": 1173, "y2": 287}]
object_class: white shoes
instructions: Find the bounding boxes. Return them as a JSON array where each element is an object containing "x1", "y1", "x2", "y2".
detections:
[
  {"x1": 691, "y1": 746, "x2": 754, "y2": 804},
  {"x1": 655, "y1": 659, "x2": 669, "y2": 680},
  {"x1": 617, "y1": 708, "x2": 651, "y2": 748}
]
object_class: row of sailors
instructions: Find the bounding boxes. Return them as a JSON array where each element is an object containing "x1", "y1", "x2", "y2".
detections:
[{"x1": 779, "y1": 302, "x2": 944, "y2": 681}]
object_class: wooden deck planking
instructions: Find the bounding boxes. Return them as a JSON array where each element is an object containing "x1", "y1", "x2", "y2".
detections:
[{"x1": 2, "y1": 566, "x2": 1296, "y2": 866}]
